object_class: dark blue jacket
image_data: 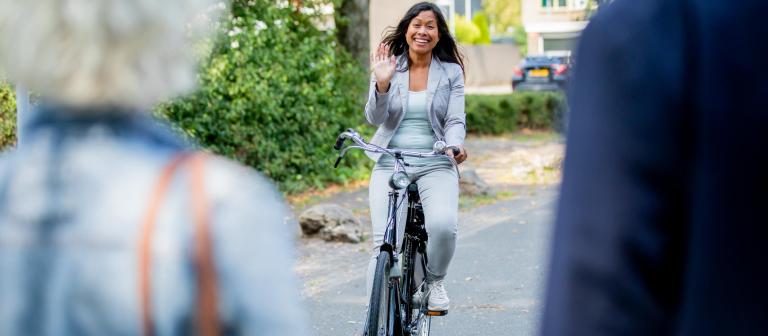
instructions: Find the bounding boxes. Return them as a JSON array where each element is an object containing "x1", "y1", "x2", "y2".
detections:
[{"x1": 542, "y1": 0, "x2": 768, "y2": 335}]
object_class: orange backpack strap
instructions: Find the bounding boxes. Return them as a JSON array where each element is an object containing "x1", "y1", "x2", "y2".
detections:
[
  {"x1": 188, "y1": 153, "x2": 220, "y2": 336},
  {"x1": 138, "y1": 152, "x2": 220, "y2": 336}
]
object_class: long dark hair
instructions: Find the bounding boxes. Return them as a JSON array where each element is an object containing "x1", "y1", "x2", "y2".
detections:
[{"x1": 381, "y1": 2, "x2": 465, "y2": 74}]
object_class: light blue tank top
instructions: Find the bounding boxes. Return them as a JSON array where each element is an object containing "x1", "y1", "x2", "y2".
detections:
[
  {"x1": 377, "y1": 91, "x2": 448, "y2": 168},
  {"x1": 389, "y1": 91, "x2": 434, "y2": 150}
]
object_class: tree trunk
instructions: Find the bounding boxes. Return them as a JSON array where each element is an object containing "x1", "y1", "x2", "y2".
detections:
[{"x1": 335, "y1": 0, "x2": 370, "y2": 68}]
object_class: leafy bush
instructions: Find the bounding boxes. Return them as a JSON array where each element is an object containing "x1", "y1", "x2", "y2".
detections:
[
  {"x1": 455, "y1": 14, "x2": 480, "y2": 45},
  {"x1": 471, "y1": 12, "x2": 492, "y2": 45},
  {"x1": 466, "y1": 92, "x2": 566, "y2": 134},
  {"x1": 456, "y1": 13, "x2": 491, "y2": 45},
  {"x1": 0, "y1": 82, "x2": 16, "y2": 149},
  {"x1": 157, "y1": 0, "x2": 370, "y2": 194}
]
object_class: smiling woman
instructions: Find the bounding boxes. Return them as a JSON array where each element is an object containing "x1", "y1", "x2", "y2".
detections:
[{"x1": 362, "y1": 1, "x2": 468, "y2": 326}]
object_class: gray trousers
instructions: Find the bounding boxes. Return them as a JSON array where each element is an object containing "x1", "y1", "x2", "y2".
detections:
[{"x1": 366, "y1": 162, "x2": 459, "y2": 295}]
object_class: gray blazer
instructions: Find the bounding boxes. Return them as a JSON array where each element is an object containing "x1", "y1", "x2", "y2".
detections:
[{"x1": 364, "y1": 55, "x2": 466, "y2": 162}]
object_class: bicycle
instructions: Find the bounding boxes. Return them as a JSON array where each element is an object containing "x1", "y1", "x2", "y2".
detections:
[{"x1": 332, "y1": 129, "x2": 460, "y2": 336}]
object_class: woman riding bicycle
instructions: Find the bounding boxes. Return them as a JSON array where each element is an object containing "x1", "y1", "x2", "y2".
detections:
[{"x1": 365, "y1": 2, "x2": 467, "y2": 313}]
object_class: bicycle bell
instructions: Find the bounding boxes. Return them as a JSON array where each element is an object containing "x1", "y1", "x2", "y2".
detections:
[{"x1": 433, "y1": 140, "x2": 447, "y2": 153}]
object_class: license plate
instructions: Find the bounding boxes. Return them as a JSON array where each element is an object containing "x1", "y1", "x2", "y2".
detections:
[{"x1": 529, "y1": 69, "x2": 549, "y2": 77}]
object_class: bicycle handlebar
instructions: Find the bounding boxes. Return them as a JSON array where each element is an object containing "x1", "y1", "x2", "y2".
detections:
[
  {"x1": 333, "y1": 134, "x2": 347, "y2": 151},
  {"x1": 332, "y1": 129, "x2": 461, "y2": 177},
  {"x1": 448, "y1": 146, "x2": 460, "y2": 157}
]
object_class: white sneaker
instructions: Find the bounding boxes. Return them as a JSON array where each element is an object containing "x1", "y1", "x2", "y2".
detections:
[{"x1": 427, "y1": 280, "x2": 449, "y2": 311}]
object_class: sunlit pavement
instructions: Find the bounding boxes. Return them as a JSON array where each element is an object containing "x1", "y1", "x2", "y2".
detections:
[
  {"x1": 297, "y1": 135, "x2": 563, "y2": 335},
  {"x1": 300, "y1": 185, "x2": 556, "y2": 335}
]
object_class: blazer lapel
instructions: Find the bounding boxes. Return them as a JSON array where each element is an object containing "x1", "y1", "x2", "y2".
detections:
[
  {"x1": 398, "y1": 56, "x2": 409, "y2": 119},
  {"x1": 426, "y1": 56, "x2": 443, "y2": 118}
]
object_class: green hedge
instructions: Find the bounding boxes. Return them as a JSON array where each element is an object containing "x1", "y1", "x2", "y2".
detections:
[
  {"x1": 0, "y1": 82, "x2": 16, "y2": 149},
  {"x1": 466, "y1": 92, "x2": 566, "y2": 134},
  {"x1": 157, "y1": 0, "x2": 370, "y2": 194}
]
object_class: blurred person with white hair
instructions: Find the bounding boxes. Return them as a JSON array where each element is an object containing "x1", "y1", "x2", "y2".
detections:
[{"x1": 0, "y1": 1, "x2": 308, "y2": 335}]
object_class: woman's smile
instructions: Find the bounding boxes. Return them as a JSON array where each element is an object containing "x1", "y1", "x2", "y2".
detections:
[{"x1": 413, "y1": 36, "x2": 431, "y2": 46}]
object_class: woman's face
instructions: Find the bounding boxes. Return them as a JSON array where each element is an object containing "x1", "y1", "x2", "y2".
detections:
[{"x1": 405, "y1": 10, "x2": 440, "y2": 56}]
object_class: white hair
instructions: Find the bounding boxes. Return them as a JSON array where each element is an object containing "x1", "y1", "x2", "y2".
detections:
[{"x1": 0, "y1": 0, "x2": 227, "y2": 109}]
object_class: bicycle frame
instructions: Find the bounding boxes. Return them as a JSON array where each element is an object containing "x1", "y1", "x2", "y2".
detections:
[
  {"x1": 377, "y1": 182, "x2": 431, "y2": 336},
  {"x1": 375, "y1": 155, "x2": 409, "y2": 336},
  {"x1": 332, "y1": 128, "x2": 456, "y2": 336},
  {"x1": 401, "y1": 186, "x2": 432, "y2": 333}
]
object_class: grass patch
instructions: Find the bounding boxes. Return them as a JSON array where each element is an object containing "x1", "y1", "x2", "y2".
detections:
[
  {"x1": 459, "y1": 190, "x2": 516, "y2": 210},
  {"x1": 505, "y1": 130, "x2": 563, "y2": 143}
]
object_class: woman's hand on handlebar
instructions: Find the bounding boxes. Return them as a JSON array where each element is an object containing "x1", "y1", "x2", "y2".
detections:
[{"x1": 445, "y1": 145, "x2": 468, "y2": 164}]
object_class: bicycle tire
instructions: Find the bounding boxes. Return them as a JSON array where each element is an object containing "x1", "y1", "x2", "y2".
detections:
[
  {"x1": 415, "y1": 315, "x2": 431, "y2": 336},
  {"x1": 410, "y1": 248, "x2": 431, "y2": 336},
  {"x1": 400, "y1": 237, "x2": 417, "y2": 324},
  {"x1": 367, "y1": 251, "x2": 391, "y2": 336}
]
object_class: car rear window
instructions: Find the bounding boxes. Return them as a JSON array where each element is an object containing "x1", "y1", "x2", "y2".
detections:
[{"x1": 525, "y1": 56, "x2": 568, "y2": 64}]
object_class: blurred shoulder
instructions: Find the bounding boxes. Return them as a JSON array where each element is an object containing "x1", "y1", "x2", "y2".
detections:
[
  {"x1": 0, "y1": 150, "x2": 10, "y2": 175},
  {"x1": 585, "y1": 0, "x2": 684, "y2": 44},
  {"x1": 202, "y1": 154, "x2": 288, "y2": 220},
  {"x1": 204, "y1": 154, "x2": 282, "y2": 203}
]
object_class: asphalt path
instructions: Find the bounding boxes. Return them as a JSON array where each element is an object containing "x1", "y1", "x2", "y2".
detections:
[{"x1": 298, "y1": 185, "x2": 558, "y2": 336}]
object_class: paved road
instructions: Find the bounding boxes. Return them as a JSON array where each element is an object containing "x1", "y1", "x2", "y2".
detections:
[{"x1": 298, "y1": 185, "x2": 557, "y2": 336}]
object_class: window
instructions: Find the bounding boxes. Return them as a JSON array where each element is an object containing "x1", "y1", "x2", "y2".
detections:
[{"x1": 543, "y1": 0, "x2": 570, "y2": 8}]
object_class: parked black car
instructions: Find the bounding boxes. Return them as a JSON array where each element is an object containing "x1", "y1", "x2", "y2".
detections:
[{"x1": 512, "y1": 55, "x2": 572, "y2": 92}]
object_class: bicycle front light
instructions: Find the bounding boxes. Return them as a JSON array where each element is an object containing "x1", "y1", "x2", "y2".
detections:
[{"x1": 389, "y1": 171, "x2": 411, "y2": 190}]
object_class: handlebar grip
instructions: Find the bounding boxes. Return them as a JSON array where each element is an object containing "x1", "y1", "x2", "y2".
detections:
[
  {"x1": 334, "y1": 156, "x2": 343, "y2": 168},
  {"x1": 333, "y1": 135, "x2": 346, "y2": 150},
  {"x1": 449, "y1": 146, "x2": 460, "y2": 156}
]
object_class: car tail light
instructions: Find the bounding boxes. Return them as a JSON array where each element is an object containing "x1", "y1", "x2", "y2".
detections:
[
  {"x1": 552, "y1": 64, "x2": 568, "y2": 75},
  {"x1": 513, "y1": 67, "x2": 523, "y2": 77}
]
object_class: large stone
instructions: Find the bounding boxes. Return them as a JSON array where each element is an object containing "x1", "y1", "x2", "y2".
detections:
[
  {"x1": 298, "y1": 204, "x2": 363, "y2": 243},
  {"x1": 459, "y1": 169, "x2": 491, "y2": 196}
]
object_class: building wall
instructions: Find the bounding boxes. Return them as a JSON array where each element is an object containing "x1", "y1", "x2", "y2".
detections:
[
  {"x1": 462, "y1": 44, "x2": 522, "y2": 86},
  {"x1": 454, "y1": 0, "x2": 483, "y2": 18},
  {"x1": 522, "y1": 0, "x2": 588, "y2": 24},
  {"x1": 522, "y1": 0, "x2": 589, "y2": 55},
  {"x1": 527, "y1": 32, "x2": 541, "y2": 56}
]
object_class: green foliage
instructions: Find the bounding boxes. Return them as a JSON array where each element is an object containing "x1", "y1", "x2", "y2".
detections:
[
  {"x1": 513, "y1": 25, "x2": 527, "y2": 56},
  {"x1": 0, "y1": 82, "x2": 16, "y2": 149},
  {"x1": 483, "y1": 0, "x2": 522, "y2": 35},
  {"x1": 157, "y1": 0, "x2": 370, "y2": 194},
  {"x1": 455, "y1": 14, "x2": 480, "y2": 45},
  {"x1": 471, "y1": 12, "x2": 492, "y2": 45},
  {"x1": 465, "y1": 92, "x2": 566, "y2": 134},
  {"x1": 456, "y1": 13, "x2": 492, "y2": 45}
]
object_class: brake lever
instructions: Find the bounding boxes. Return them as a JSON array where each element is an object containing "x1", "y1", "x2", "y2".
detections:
[{"x1": 334, "y1": 155, "x2": 343, "y2": 168}]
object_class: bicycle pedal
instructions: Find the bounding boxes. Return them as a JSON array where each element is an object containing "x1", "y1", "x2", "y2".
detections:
[{"x1": 426, "y1": 310, "x2": 448, "y2": 316}]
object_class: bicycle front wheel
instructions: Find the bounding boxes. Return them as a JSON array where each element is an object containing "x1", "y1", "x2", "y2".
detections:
[{"x1": 367, "y1": 251, "x2": 391, "y2": 336}]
